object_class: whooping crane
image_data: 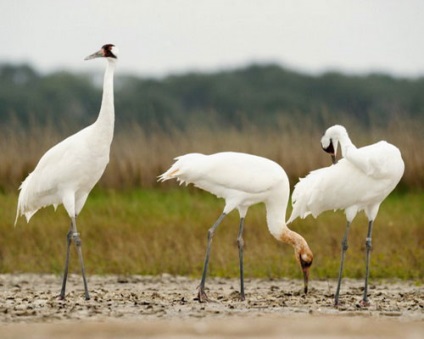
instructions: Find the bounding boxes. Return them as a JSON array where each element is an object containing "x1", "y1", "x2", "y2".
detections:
[
  {"x1": 159, "y1": 152, "x2": 313, "y2": 302},
  {"x1": 288, "y1": 125, "x2": 404, "y2": 306},
  {"x1": 15, "y1": 44, "x2": 119, "y2": 300}
]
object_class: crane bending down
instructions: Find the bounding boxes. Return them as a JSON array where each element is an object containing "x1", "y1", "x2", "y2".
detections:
[
  {"x1": 15, "y1": 44, "x2": 118, "y2": 300},
  {"x1": 159, "y1": 152, "x2": 313, "y2": 302},
  {"x1": 288, "y1": 125, "x2": 404, "y2": 306}
]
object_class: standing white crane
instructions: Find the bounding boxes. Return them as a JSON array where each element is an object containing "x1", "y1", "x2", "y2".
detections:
[
  {"x1": 15, "y1": 44, "x2": 118, "y2": 300},
  {"x1": 159, "y1": 152, "x2": 313, "y2": 302},
  {"x1": 288, "y1": 125, "x2": 404, "y2": 306}
]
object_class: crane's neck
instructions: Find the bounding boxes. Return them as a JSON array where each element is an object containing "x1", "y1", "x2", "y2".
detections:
[
  {"x1": 94, "y1": 59, "x2": 116, "y2": 144},
  {"x1": 266, "y1": 200, "x2": 308, "y2": 252},
  {"x1": 335, "y1": 129, "x2": 356, "y2": 158}
]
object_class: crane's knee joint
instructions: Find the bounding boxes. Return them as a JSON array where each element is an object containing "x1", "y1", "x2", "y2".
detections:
[
  {"x1": 237, "y1": 237, "x2": 244, "y2": 248},
  {"x1": 365, "y1": 237, "x2": 372, "y2": 249},
  {"x1": 341, "y1": 240, "x2": 349, "y2": 251},
  {"x1": 72, "y1": 233, "x2": 82, "y2": 246}
]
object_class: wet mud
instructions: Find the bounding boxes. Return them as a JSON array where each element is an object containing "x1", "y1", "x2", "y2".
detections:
[{"x1": 0, "y1": 274, "x2": 422, "y2": 338}]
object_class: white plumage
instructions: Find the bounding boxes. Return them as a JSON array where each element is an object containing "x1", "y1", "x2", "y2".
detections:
[
  {"x1": 159, "y1": 151, "x2": 313, "y2": 302},
  {"x1": 15, "y1": 44, "x2": 118, "y2": 300},
  {"x1": 288, "y1": 125, "x2": 404, "y2": 306},
  {"x1": 289, "y1": 142, "x2": 403, "y2": 222},
  {"x1": 163, "y1": 152, "x2": 286, "y2": 215},
  {"x1": 16, "y1": 124, "x2": 111, "y2": 222}
]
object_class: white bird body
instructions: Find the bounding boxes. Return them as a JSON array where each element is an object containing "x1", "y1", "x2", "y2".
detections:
[
  {"x1": 160, "y1": 151, "x2": 313, "y2": 301},
  {"x1": 16, "y1": 123, "x2": 113, "y2": 222},
  {"x1": 15, "y1": 44, "x2": 118, "y2": 300},
  {"x1": 288, "y1": 125, "x2": 404, "y2": 306},
  {"x1": 289, "y1": 141, "x2": 404, "y2": 223},
  {"x1": 163, "y1": 152, "x2": 288, "y2": 235}
]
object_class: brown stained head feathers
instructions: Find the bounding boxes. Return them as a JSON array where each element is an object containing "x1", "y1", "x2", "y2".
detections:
[{"x1": 279, "y1": 230, "x2": 313, "y2": 294}]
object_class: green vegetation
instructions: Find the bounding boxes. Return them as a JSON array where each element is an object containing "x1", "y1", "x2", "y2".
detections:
[
  {"x1": 1, "y1": 63, "x2": 424, "y2": 130},
  {"x1": 0, "y1": 63, "x2": 422, "y2": 280},
  {"x1": 1, "y1": 189, "x2": 422, "y2": 282}
]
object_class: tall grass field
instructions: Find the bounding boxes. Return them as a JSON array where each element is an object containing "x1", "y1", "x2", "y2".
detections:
[{"x1": 0, "y1": 118, "x2": 423, "y2": 282}]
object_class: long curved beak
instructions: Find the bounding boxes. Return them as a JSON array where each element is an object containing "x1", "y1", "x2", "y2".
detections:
[
  {"x1": 331, "y1": 154, "x2": 337, "y2": 165},
  {"x1": 303, "y1": 267, "x2": 309, "y2": 294},
  {"x1": 84, "y1": 50, "x2": 103, "y2": 61}
]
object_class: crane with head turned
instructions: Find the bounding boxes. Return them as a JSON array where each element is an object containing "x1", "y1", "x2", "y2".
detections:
[
  {"x1": 159, "y1": 151, "x2": 313, "y2": 302},
  {"x1": 15, "y1": 44, "x2": 119, "y2": 300},
  {"x1": 288, "y1": 125, "x2": 404, "y2": 306}
]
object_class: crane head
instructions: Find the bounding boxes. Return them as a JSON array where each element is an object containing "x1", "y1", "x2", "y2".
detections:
[
  {"x1": 281, "y1": 230, "x2": 314, "y2": 294},
  {"x1": 321, "y1": 137, "x2": 337, "y2": 165},
  {"x1": 297, "y1": 250, "x2": 313, "y2": 294},
  {"x1": 321, "y1": 125, "x2": 348, "y2": 165},
  {"x1": 85, "y1": 44, "x2": 119, "y2": 61}
]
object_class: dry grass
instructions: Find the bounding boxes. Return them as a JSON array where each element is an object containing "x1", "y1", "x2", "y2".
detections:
[{"x1": 1, "y1": 117, "x2": 423, "y2": 191}]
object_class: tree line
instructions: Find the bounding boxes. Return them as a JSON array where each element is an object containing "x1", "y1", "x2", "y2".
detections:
[{"x1": 1, "y1": 63, "x2": 423, "y2": 131}]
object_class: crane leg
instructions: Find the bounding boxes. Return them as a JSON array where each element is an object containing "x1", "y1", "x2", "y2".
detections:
[
  {"x1": 59, "y1": 222, "x2": 74, "y2": 300},
  {"x1": 197, "y1": 213, "x2": 226, "y2": 303},
  {"x1": 71, "y1": 217, "x2": 90, "y2": 300},
  {"x1": 237, "y1": 218, "x2": 246, "y2": 301},
  {"x1": 334, "y1": 221, "x2": 351, "y2": 306},
  {"x1": 60, "y1": 217, "x2": 90, "y2": 300},
  {"x1": 360, "y1": 220, "x2": 374, "y2": 307}
]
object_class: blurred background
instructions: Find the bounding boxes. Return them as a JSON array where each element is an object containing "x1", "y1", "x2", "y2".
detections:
[
  {"x1": 0, "y1": 1, "x2": 422, "y2": 279},
  {"x1": 1, "y1": 0, "x2": 423, "y2": 190}
]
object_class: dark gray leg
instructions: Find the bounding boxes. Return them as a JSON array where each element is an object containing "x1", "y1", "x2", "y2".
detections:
[
  {"x1": 237, "y1": 218, "x2": 245, "y2": 301},
  {"x1": 361, "y1": 220, "x2": 374, "y2": 306},
  {"x1": 197, "y1": 213, "x2": 226, "y2": 302},
  {"x1": 334, "y1": 221, "x2": 351, "y2": 306},
  {"x1": 71, "y1": 217, "x2": 90, "y2": 300},
  {"x1": 59, "y1": 222, "x2": 73, "y2": 300},
  {"x1": 60, "y1": 217, "x2": 90, "y2": 300}
]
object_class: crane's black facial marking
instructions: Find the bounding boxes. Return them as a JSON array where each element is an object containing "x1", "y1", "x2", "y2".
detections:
[
  {"x1": 299, "y1": 255, "x2": 313, "y2": 269},
  {"x1": 102, "y1": 44, "x2": 117, "y2": 59},
  {"x1": 322, "y1": 138, "x2": 335, "y2": 154}
]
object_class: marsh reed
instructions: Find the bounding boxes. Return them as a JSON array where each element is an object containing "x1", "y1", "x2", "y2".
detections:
[{"x1": 1, "y1": 116, "x2": 422, "y2": 191}]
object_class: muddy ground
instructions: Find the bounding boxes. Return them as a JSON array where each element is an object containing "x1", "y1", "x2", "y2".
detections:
[{"x1": 0, "y1": 274, "x2": 422, "y2": 338}]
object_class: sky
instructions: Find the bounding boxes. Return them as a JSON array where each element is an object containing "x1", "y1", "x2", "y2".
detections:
[{"x1": 1, "y1": 0, "x2": 424, "y2": 78}]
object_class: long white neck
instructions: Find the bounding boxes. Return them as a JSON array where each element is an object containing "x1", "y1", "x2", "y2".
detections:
[
  {"x1": 336, "y1": 128, "x2": 355, "y2": 158},
  {"x1": 265, "y1": 198, "x2": 308, "y2": 252},
  {"x1": 93, "y1": 59, "x2": 116, "y2": 145},
  {"x1": 265, "y1": 198, "x2": 288, "y2": 240}
]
